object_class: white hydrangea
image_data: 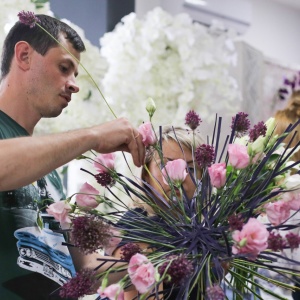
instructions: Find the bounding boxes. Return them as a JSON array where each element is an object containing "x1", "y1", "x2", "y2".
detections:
[{"x1": 100, "y1": 7, "x2": 241, "y2": 128}]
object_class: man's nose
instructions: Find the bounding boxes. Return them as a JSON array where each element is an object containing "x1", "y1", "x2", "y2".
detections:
[{"x1": 66, "y1": 79, "x2": 79, "y2": 93}]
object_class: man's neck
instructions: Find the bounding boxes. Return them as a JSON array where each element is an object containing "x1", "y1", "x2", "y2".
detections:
[{"x1": 0, "y1": 86, "x2": 39, "y2": 135}]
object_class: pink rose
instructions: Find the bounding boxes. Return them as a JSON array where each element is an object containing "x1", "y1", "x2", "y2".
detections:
[
  {"x1": 232, "y1": 218, "x2": 269, "y2": 258},
  {"x1": 265, "y1": 200, "x2": 291, "y2": 225},
  {"x1": 128, "y1": 253, "x2": 149, "y2": 274},
  {"x1": 228, "y1": 144, "x2": 250, "y2": 169},
  {"x1": 46, "y1": 201, "x2": 72, "y2": 229},
  {"x1": 98, "y1": 283, "x2": 124, "y2": 300},
  {"x1": 162, "y1": 159, "x2": 188, "y2": 187},
  {"x1": 76, "y1": 182, "x2": 99, "y2": 209},
  {"x1": 283, "y1": 192, "x2": 300, "y2": 211},
  {"x1": 138, "y1": 121, "x2": 157, "y2": 147},
  {"x1": 105, "y1": 228, "x2": 122, "y2": 256},
  {"x1": 128, "y1": 254, "x2": 155, "y2": 294},
  {"x1": 208, "y1": 163, "x2": 226, "y2": 188},
  {"x1": 94, "y1": 153, "x2": 116, "y2": 173}
]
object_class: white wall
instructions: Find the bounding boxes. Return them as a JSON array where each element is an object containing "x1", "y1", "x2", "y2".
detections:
[
  {"x1": 240, "y1": 0, "x2": 300, "y2": 67},
  {"x1": 135, "y1": 0, "x2": 300, "y2": 67}
]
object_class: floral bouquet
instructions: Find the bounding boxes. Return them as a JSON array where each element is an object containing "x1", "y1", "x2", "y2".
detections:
[
  {"x1": 46, "y1": 105, "x2": 300, "y2": 300},
  {"x1": 18, "y1": 10, "x2": 300, "y2": 300}
]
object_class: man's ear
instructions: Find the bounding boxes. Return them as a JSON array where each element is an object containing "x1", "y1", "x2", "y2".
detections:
[{"x1": 14, "y1": 41, "x2": 32, "y2": 71}]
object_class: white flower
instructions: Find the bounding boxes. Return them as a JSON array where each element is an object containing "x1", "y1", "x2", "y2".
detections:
[
  {"x1": 284, "y1": 174, "x2": 300, "y2": 190},
  {"x1": 100, "y1": 7, "x2": 241, "y2": 128}
]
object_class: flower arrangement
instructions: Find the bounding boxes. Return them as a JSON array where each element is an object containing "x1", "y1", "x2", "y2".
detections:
[
  {"x1": 18, "y1": 10, "x2": 300, "y2": 300},
  {"x1": 46, "y1": 107, "x2": 300, "y2": 300},
  {"x1": 100, "y1": 7, "x2": 241, "y2": 128}
]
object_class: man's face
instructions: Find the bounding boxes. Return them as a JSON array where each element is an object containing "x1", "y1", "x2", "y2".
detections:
[{"x1": 27, "y1": 35, "x2": 81, "y2": 118}]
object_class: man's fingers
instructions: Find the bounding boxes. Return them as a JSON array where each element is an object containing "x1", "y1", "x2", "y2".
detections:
[{"x1": 130, "y1": 130, "x2": 145, "y2": 167}]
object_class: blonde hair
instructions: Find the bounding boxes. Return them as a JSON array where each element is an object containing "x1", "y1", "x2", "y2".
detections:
[
  {"x1": 135, "y1": 125, "x2": 204, "y2": 214},
  {"x1": 274, "y1": 91, "x2": 300, "y2": 162}
]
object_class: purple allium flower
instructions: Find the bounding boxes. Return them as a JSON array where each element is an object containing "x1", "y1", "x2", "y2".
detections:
[
  {"x1": 71, "y1": 215, "x2": 111, "y2": 254},
  {"x1": 249, "y1": 121, "x2": 267, "y2": 142},
  {"x1": 17, "y1": 11, "x2": 40, "y2": 28},
  {"x1": 195, "y1": 144, "x2": 215, "y2": 168},
  {"x1": 158, "y1": 255, "x2": 194, "y2": 286},
  {"x1": 267, "y1": 232, "x2": 285, "y2": 252},
  {"x1": 185, "y1": 110, "x2": 202, "y2": 130},
  {"x1": 231, "y1": 112, "x2": 251, "y2": 137},
  {"x1": 94, "y1": 172, "x2": 115, "y2": 187},
  {"x1": 228, "y1": 214, "x2": 244, "y2": 231},
  {"x1": 120, "y1": 243, "x2": 142, "y2": 261},
  {"x1": 206, "y1": 284, "x2": 225, "y2": 300},
  {"x1": 286, "y1": 232, "x2": 300, "y2": 250},
  {"x1": 59, "y1": 269, "x2": 96, "y2": 298}
]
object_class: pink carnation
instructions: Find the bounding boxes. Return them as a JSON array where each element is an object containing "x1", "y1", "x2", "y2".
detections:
[
  {"x1": 46, "y1": 201, "x2": 72, "y2": 229},
  {"x1": 128, "y1": 253, "x2": 156, "y2": 294},
  {"x1": 265, "y1": 200, "x2": 291, "y2": 225},
  {"x1": 94, "y1": 153, "x2": 116, "y2": 173},
  {"x1": 76, "y1": 182, "x2": 99, "y2": 209},
  {"x1": 98, "y1": 283, "x2": 124, "y2": 300},
  {"x1": 228, "y1": 144, "x2": 250, "y2": 169},
  {"x1": 282, "y1": 191, "x2": 300, "y2": 211},
  {"x1": 208, "y1": 162, "x2": 226, "y2": 188},
  {"x1": 162, "y1": 159, "x2": 188, "y2": 187},
  {"x1": 232, "y1": 218, "x2": 269, "y2": 258},
  {"x1": 138, "y1": 121, "x2": 157, "y2": 147}
]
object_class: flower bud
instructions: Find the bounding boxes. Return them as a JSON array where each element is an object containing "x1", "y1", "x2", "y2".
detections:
[
  {"x1": 146, "y1": 97, "x2": 156, "y2": 118},
  {"x1": 265, "y1": 117, "x2": 276, "y2": 137},
  {"x1": 249, "y1": 135, "x2": 265, "y2": 154},
  {"x1": 239, "y1": 237, "x2": 248, "y2": 247}
]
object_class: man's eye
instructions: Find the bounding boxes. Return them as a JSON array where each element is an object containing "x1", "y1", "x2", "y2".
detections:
[{"x1": 60, "y1": 65, "x2": 68, "y2": 73}]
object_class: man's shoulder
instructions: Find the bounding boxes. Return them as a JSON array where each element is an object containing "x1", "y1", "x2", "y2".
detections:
[{"x1": 0, "y1": 110, "x2": 29, "y2": 138}]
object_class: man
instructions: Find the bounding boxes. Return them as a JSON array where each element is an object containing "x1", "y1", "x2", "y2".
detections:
[{"x1": 0, "y1": 14, "x2": 145, "y2": 300}]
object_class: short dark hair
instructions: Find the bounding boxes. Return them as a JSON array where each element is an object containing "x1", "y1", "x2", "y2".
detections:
[{"x1": 1, "y1": 14, "x2": 86, "y2": 78}]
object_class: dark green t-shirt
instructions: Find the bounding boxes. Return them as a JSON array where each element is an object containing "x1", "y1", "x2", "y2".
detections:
[{"x1": 0, "y1": 111, "x2": 75, "y2": 300}]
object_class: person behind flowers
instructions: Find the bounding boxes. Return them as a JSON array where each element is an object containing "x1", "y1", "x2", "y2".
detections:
[
  {"x1": 0, "y1": 12, "x2": 145, "y2": 300},
  {"x1": 271, "y1": 90, "x2": 300, "y2": 300},
  {"x1": 274, "y1": 90, "x2": 300, "y2": 164},
  {"x1": 103, "y1": 125, "x2": 204, "y2": 300}
]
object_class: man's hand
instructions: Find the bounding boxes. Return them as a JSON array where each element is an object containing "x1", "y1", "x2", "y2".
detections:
[{"x1": 90, "y1": 118, "x2": 145, "y2": 167}]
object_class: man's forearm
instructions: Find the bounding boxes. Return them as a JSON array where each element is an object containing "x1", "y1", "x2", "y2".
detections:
[{"x1": 0, "y1": 128, "x2": 96, "y2": 191}]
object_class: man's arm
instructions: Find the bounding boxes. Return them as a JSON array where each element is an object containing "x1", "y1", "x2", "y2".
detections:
[{"x1": 0, "y1": 118, "x2": 145, "y2": 191}]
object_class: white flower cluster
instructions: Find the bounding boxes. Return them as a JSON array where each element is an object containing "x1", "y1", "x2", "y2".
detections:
[{"x1": 100, "y1": 7, "x2": 241, "y2": 128}]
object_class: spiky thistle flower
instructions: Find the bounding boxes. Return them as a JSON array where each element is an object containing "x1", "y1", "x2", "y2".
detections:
[
  {"x1": 158, "y1": 255, "x2": 194, "y2": 285},
  {"x1": 71, "y1": 215, "x2": 111, "y2": 254},
  {"x1": 185, "y1": 110, "x2": 202, "y2": 130},
  {"x1": 17, "y1": 10, "x2": 40, "y2": 28},
  {"x1": 120, "y1": 243, "x2": 142, "y2": 261},
  {"x1": 285, "y1": 232, "x2": 300, "y2": 250},
  {"x1": 268, "y1": 231, "x2": 285, "y2": 252},
  {"x1": 195, "y1": 144, "x2": 215, "y2": 168},
  {"x1": 94, "y1": 172, "x2": 116, "y2": 187},
  {"x1": 59, "y1": 269, "x2": 97, "y2": 299},
  {"x1": 228, "y1": 214, "x2": 244, "y2": 231},
  {"x1": 231, "y1": 112, "x2": 251, "y2": 137},
  {"x1": 249, "y1": 121, "x2": 267, "y2": 142}
]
